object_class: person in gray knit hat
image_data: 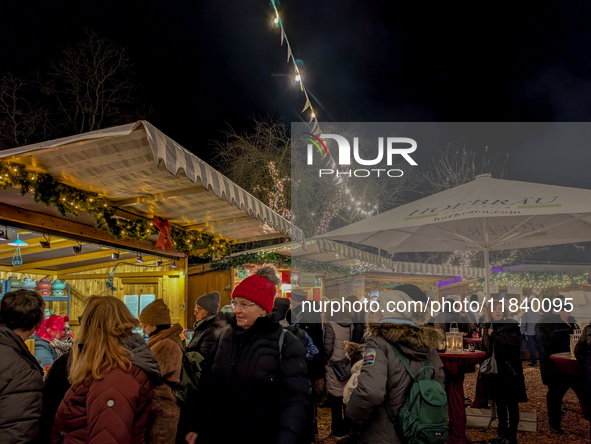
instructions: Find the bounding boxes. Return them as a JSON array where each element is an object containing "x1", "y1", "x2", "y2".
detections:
[{"x1": 186, "y1": 291, "x2": 222, "y2": 360}]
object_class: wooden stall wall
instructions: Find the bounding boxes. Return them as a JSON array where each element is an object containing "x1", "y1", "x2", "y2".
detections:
[
  {"x1": 324, "y1": 276, "x2": 365, "y2": 300},
  {"x1": 187, "y1": 268, "x2": 233, "y2": 328},
  {"x1": 63, "y1": 262, "x2": 186, "y2": 330}
]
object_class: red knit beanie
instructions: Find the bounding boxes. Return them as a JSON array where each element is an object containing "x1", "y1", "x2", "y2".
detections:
[{"x1": 232, "y1": 266, "x2": 280, "y2": 314}]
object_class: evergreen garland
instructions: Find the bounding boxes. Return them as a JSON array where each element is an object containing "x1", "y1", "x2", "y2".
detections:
[{"x1": 0, "y1": 161, "x2": 232, "y2": 257}]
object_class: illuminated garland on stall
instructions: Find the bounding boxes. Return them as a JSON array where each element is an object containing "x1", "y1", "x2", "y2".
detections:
[
  {"x1": 208, "y1": 252, "x2": 351, "y2": 277},
  {"x1": 0, "y1": 161, "x2": 232, "y2": 257},
  {"x1": 478, "y1": 270, "x2": 589, "y2": 289}
]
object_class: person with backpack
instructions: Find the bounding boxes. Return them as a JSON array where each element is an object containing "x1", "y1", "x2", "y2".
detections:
[
  {"x1": 346, "y1": 289, "x2": 446, "y2": 444},
  {"x1": 185, "y1": 266, "x2": 310, "y2": 444},
  {"x1": 140, "y1": 299, "x2": 184, "y2": 444},
  {"x1": 481, "y1": 299, "x2": 527, "y2": 444},
  {"x1": 0, "y1": 290, "x2": 45, "y2": 444}
]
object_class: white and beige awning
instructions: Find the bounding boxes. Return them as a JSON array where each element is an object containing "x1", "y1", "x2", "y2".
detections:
[{"x1": 0, "y1": 121, "x2": 303, "y2": 245}]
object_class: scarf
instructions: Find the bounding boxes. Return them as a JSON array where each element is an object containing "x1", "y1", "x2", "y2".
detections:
[{"x1": 50, "y1": 337, "x2": 73, "y2": 357}]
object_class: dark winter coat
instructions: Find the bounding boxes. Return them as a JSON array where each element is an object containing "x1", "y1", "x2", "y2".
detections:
[
  {"x1": 31, "y1": 333, "x2": 58, "y2": 367},
  {"x1": 535, "y1": 313, "x2": 576, "y2": 386},
  {"x1": 39, "y1": 351, "x2": 72, "y2": 443},
  {"x1": 346, "y1": 323, "x2": 444, "y2": 444},
  {"x1": 324, "y1": 320, "x2": 354, "y2": 397},
  {"x1": 0, "y1": 325, "x2": 44, "y2": 444},
  {"x1": 50, "y1": 333, "x2": 161, "y2": 444},
  {"x1": 147, "y1": 324, "x2": 183, "y2": 444},
  {"x1": 196, "y1": 315, "x2": 310, "y2": 444},
  {"x1": 288, "y1": 306, "x2": 324, "y2": 381},
  {"x1": 574, "y1": 324, "x2": 591, "y2": 421},
  {"x1": 186, "y1": 313, "x2": 227, "y2": 361},
  {"x1": 481, "y1": 320, "x2": 527, "y2": 403}
]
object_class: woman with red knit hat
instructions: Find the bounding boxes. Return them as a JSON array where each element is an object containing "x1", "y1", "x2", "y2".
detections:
[{"x1": 185, "y1": 266, "x2": 311, "y2": 444}]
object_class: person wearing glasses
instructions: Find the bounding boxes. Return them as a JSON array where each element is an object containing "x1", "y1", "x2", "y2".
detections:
[
  {"x1": 186, "y1": 291, "x2": 222, "y2": 361},
  {"x1": 185, "y1": 266, "x2": 310, "y2": 444}
]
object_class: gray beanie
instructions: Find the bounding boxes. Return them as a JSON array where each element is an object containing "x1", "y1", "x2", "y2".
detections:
[{"x1": 196, "y1": 291, "x2": 221, "y2": 315}]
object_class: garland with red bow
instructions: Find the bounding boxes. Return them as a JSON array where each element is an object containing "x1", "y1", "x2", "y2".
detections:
[{"x1": 0, "y1": 161, "x2": 232, "y2": 258}]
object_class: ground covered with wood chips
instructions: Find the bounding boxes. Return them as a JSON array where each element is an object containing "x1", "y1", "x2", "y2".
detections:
[{"x1": 315, "y1": 365, "x2": 590, "y2": 443}]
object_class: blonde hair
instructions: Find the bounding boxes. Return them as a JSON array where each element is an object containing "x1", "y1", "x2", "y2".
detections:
[{"x1": 69, "y1": 296, "x2": 139, "y2": 385}]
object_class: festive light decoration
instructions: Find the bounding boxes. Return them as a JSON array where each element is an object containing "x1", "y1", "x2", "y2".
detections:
[
  {"x1": 0, "y1": 161, "x2": 231, "y2": 258},
  {"x1": 268, "y1": 1, "x2": 375, "y2": 233},
  {"x1": 253, "y1": 161, "x2": 292, "y2": 220},
  {"x1": 444, "y1": 250, "x2": 519, "y2": 268},
  {"x1": 478, "y1": 270, "x2": 589, "y2": 289},
  {"x1": 208, "y1": 252, "x2": 351, "y2": 277}
]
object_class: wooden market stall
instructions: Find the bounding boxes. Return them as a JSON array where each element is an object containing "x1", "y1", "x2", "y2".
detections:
[{"x1": 0, "y1": 121, "x2": 302, "y2": 330}]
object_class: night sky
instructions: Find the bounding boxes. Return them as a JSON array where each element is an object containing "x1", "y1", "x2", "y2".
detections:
[{"x1": 2, "y1": 0, "x2": 591, "y2": 187}]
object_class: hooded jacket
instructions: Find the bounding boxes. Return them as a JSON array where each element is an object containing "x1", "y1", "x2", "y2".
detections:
[
  {"x1": 346, "y1": 322, "x2": 444, "y2": 444},
  {"x1": 147, "y1": 324, "x2": 183, "y2": 444},
  {"x1": 196, "y1": 315, "x2": 310, "y2": 444},
  {"x1": 0, "y1": 325, "x2": 44, "y2": 444},
  {"x1": 50, "y1": 333, "x2": 161, "y2": 444}
]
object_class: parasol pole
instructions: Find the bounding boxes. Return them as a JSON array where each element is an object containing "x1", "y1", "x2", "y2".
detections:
[{"x1": 483, "y1": 217, "x2": 491, "y2": 303}]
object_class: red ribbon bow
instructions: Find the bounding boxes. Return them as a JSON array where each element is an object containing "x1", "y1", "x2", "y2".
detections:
[{"x1": 154, "y1": 216, "x2": 173, "y2": 250}]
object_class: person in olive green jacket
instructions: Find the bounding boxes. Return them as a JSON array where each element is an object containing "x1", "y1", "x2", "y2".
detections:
[{"x1": 347, "y1": 290, "x2": 444, "y2": 444}]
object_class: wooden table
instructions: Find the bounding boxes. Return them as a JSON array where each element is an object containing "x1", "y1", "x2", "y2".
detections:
[{"x1": 439, "y1": 351, "x2": 487, "y2": 444}]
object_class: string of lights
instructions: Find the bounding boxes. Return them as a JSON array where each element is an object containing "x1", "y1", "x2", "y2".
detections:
[
  {"x1": 478, "y1": 270, "x2": 589, "y2": 289},
  {"x1": 268, "y1": 1, "x2": 376, "y2": 232}
]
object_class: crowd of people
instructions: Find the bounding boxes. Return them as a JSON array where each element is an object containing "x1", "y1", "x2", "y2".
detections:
[{"x1": 0, "y1": 273, "x2": 590, "y2": 444}]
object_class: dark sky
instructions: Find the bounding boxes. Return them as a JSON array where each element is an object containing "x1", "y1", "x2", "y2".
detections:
[{"x1": 2, "y1": 0, "x2": 591, "y2": 186}]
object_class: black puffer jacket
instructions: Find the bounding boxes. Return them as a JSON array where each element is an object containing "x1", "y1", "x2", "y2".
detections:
[
  {"x1": 481, "y1": 320, "x2": 527, "y2": 403},
  {"x1": 197, "y1": 315, "x2": 310, "y2": 444},
  {"x1": 0, "y1": 325, "x2": 44, "y2": 444},
  {"x1": 186, "y1": 313, "x2": 227, "y2": 361},
  {"x1": 535, "y1": 313, "x2": 576, "y2": 386}
]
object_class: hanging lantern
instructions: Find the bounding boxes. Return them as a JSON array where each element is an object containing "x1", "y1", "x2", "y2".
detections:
[
  {"x1": 570, "y1": 328, "x2": 582, "y2": 356},
  {"x1": 9, "y1": 233, "x2": 28, "y2": 267},
  {"x1": 446, "y1": 322, "x2": 463, "y2": 353}
]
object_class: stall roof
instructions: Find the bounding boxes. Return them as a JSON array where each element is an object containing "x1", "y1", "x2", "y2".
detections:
[
  {"x1": 0, "y1": 121, "x2": 303, "y2": 245},
  {"x1": 236, "y1": 239, "x2": 486, "y2": 278}
]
